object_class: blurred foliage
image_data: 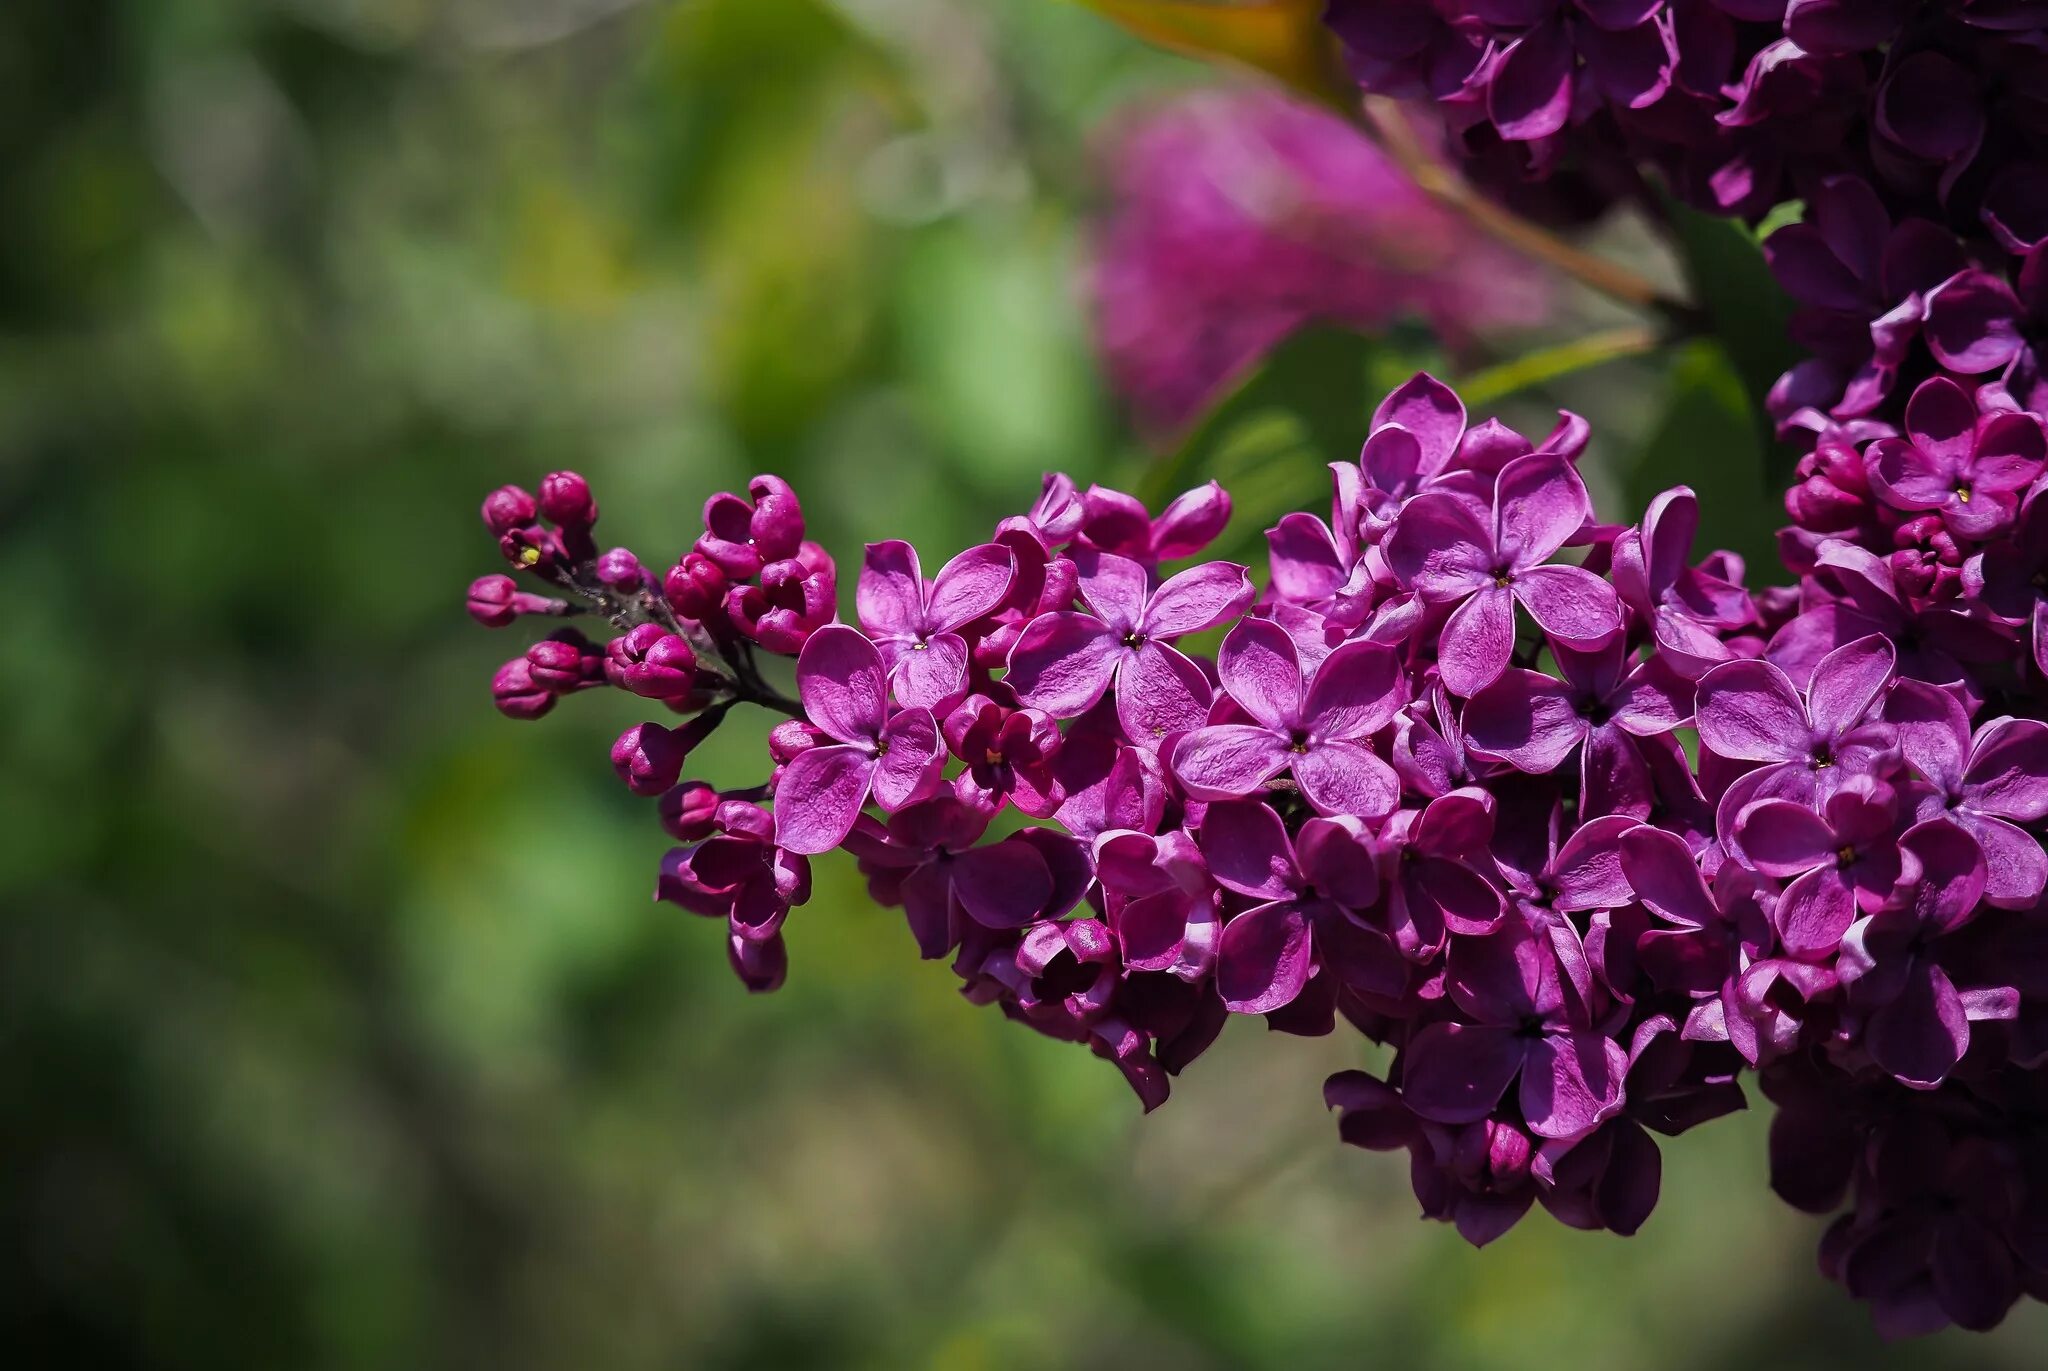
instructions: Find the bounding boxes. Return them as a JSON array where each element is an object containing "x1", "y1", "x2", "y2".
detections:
[{"x1": 2, "y1": 1, "x2": 2043, "y2": 1369}]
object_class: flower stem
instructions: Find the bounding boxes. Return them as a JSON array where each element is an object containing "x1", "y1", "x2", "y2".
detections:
[{"x1": 1360, "y1": 98, "x2": 1694, "y2": 324}]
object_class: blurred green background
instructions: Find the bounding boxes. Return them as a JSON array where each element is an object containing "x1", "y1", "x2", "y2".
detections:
[{"x1": 4, "y1": 1, "x2": 2043, "y2": 1367}]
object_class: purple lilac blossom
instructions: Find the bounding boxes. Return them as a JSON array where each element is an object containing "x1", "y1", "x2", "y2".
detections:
[{"x1": 465, "y1": 362, "x2": 2048, "y2": 1334}]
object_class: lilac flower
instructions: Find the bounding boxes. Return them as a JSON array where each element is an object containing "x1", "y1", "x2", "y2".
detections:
[
  {"x1": 1387, "y1": 452, "x2": 1620, "y2": 696},
  {"x1": 696, "y1": 475, "x2": 805, "y2": 579},
  {"x1": 943, "y1": 692, "x2": 1065, "y2": 818},
  {"x1": 1075, "y1": 482, "x2": 1232, "y2": 567},
  {"x1": 1171, "y1": 617, "x2": 1405, "y2": 817},
  {"x1": 1777, "y1": 541, "x2": 2010, "y2": 688},
  {"x1": 1737, "y1": 776, "x2": 1906, "y2": 959},
  {"x1": 1462, "y1": 635, "x2": 1692, "y2": 819},
  {"x1": 773, "y1": 626, "x2": 944, "y2": 855},
  {"x1": 856, "y1": 540, "x2": 1016, "y2": 707},
  {"x1": 1970, "y1": 492, "x2": 2048, "y2": 671},
  {"x1": 1886, "y1": 679, "x2": 2048, "y2": 908},
  {"x1": 1694, "y1": 633, "x2": 1897, "y2": 824},
  {"x1": 1005, "y1": 552, "x2": 1252, "y2": 744},
  {"x1": 1400, "y1": 915, "x2": 1629, "y2": 1141},
  {"x1": 1609, "y1": 486, "x2": 1755, "y2": 676},
  {"x1": 1374, "y1": 788, "x2": 1508, "y2": 960},
  {"x1": 1198, "y1": 799, "x2": 1405, "y2": 1014},
  {"x1": 1866, "y1": 377, "x2": 2046, "y2": 538}
]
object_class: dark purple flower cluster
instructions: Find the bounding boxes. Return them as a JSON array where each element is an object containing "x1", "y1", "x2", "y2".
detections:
[
  {"x1": 1325, "y1": 1, "x2": 2048, "y2": 228},
  {"x1": 463, "y1": 371, "x2": 2048, "y2": 1334}
]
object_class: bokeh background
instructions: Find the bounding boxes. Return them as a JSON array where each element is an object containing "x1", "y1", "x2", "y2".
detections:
[{"x1": 5, "y1": 1, "x2": 2044, "y2": 1368}]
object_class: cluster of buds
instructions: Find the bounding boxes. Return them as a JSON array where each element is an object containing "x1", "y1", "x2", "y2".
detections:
[{"x1": 464, "y1": 370, "x2": 2048, "y2": 1335}]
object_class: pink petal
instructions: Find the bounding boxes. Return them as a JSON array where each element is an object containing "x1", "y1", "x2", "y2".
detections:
[
  {"x1": 1295, "y1": 738, "x2": 1401, "y2": 820},
  {"x1": 1695, "y1": 658, "x2": 1808, "y2": 762},
  {"x1": 1735, "y1": 799, "x2": 1839, "y2": 877},
  {"x1": 925, "y1": 542, "x2": 1016, "y2": 632},
  {"x1": 952, "y1": 840, "x2": 1056, "y2": 929},
  {"x1": 1401, "y1": 1022, "x2": 1524, "y2": 1124},
  {"x1": 1520, "y1": 1032, "x2": 1628, "y2": 1140},
  {"x1": 1216, "y1": 902, "x2": 1314, "y2": 1014},
  {"x1": 1865, "y1": 962, "x2": 1969, "y2": 1088},
  {"x1": 1550, "y1": 813, "x2": 1639, "y2": 911},
  {"x1": 892, "y1": 631, "x2": 970, "y2": 708},
  {"x1": 1295, "y1": 817, "x2": 1382, "y2": 910},
  {"x1": 1370, "y1": 373, "x2": 1466, "y2": 475},
  {"x1": 1964, "y1": 716, "x2": 2048, "y2": 821},
  {"x1": 1142, "y1": 561, "x2": 1254, "y2": 637},
  {"x1": 1496, "y1": 453, "x2": 1592, "y2": 569},
  {"x1": 1884, "y1": 678, "x2": 1969, "y2": 794},
  {"x1": 1267, "y1": 512, "x2": 1347, "y2": 603},
  {"x1": 1619, "y1": 826, "x2": 1717, "y2": 927},
  {"x1": 1117, "y1": 641, "x2": 1216, "y2": 745},
  {"x1": 1074, "y1": 551, "x2": 1149, "y2": 629},
  {"x1": 1955, "y1": 811, "x2": 2048, "y2": 909},
  {"x1": 1464, "y1": 669, "x2": 1584, "y2": 773},
  {"x1": 1004, "y1": 612, "x2": 1120, "y2": 717},
  {"x1": 1489, "y1": 17, "x2": 1575, "y2": 142},
  {"x1": 856, "y1": 540, "x2": 926, "y2": 638},
  {"x1": 772, "y1": 744, "x2": 875, "y2": 855},
  {"x1": 1171, "y1": 724, "x2": 1293, "y2": 799},
  {"x1": 1512, "y1": 564, "x2": 1622, "y2": 645},
  {"x1": 1806, "y1": 633, "x2": 1896, "y2": 738},
  {"x1": 1216, "y1": 617, "x2": 1304, "y2": 730},
  {"x1": 1386, "y1": 493, "x2": 1495, "y2": 600},
  {"x1": 1199, "y1": 798, "x2": 1301, "y2": 901},
  {"x1": 1437, "y1": 585, "x2": 1517, "y2": 698},
  {"x1": 1775, "y1": 866, "x2": 1858, "y2": 958},
  {"x1": 795, "y1": 625, "x2": 889, "y2": 744},
  {"x1": 872, "y1": 708, "x2": 944, "y2": 811},
  {"x1": 1152, "y1": 480, "x2": 1232, "y2": 560},
  {"x1": 1303, "y1": 639, "x2": 1405, "y2": 740}
]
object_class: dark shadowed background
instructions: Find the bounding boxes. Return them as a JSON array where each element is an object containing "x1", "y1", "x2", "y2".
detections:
[{"x1": 4, "y1": 1, "x2": 2044, "y2": 1367}]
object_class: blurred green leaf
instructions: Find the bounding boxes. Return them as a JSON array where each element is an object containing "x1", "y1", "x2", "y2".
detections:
[
  {"x1": 1629, "y1": 339, "x2": 1785, "y2": 580},
  {"x1": 1663, "y1": 200, "x2": 1804, "y2": 482}
]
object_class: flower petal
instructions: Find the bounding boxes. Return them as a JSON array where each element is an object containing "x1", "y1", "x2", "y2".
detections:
[
  {"x1": 1438, "y1": 585, "x2": 1517, "y2": 698},
  {"x1": 1512, "y1": 564, "x2": 1622, "y2": 645},
  {"x1": 1295, "y1": 738, "x2": 1402, "y2": 820},
  {"x1": 952, "y1": 840, "x2": 1056, "y2": 929},
  {"x1": 892, "y1": 631, "x2": 970, "y2": 709},
  {"x1": 1401, "y1": 1022, "x2": 1523, "y2": 1125},
  {"x1": 1171, "y1": 724, "x2": 1292, "y2": 799},
  {"x1": 1118, "y1": 641, "x2": 1216, "y2": 744},
  {"x1": 856, "y1": 540, "x2": 925, "y2": 638},
  {"x1": 1464, "y1": 669, "x2": 1585, "y2": 773},
  {"x1": 1695, "y1": 658, "x2": 1808, "y2": 762},
  {"x1": 1303, "y1": 639, "x2": 1405, "y2": 741},
  {"x1": 1004, "y1": 612, "x2": 1120, "y2": 717},
  {"x1": 1142, "y1": 561, "x2": 1255, "y2": 638},
  {"x1": 924, "y1": 542, "x2": 1016, "y2": 632},
  {"x1": 1496, "y1": 453, "x2": 1592, "y2": 570},
  {"x1": 1216, "y1": 617, "x2": 1303, "y2": 730},
  {"x1": 1775, "y1": 866, "x2": 1858, "y2": 958},
  {"x1": 1520, "y1": 1031, "x2": 1628, "y2": 1140},
  {"x1": 1386, "y1": 493, "x2": 1495, "y2": 600},
  {"x1": 1199, "y1": 798, "x2": 1301, "y2": 901},
  {"x1": 796, "y1": 625, "x2": 890, "y2": 744},
  {"x1": 872, "y1": 708, "x2": 944, "y2": 811},
  {"x1": 772, "y1": 744, "x2": 874, "y2": 855},
  {"x1": 1216, "y1": 902, "x2": 1314, "y2": 1014}
]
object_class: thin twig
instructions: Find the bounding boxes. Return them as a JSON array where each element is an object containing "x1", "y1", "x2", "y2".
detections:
[
  {"x1": 1361, "y1": 97, "x2": 1693, "y2": 323},
  {"x1": 1457, "y1": 324, "x2": 1663, "y2": 409}
]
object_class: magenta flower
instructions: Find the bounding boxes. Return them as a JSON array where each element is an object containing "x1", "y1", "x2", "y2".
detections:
[
  {"x1": 1609, "y1": 485, "x2": 1755, "y2": 677},
  {"x1": 1198, "y1": 799, "x2": 1403, "y2": 1013},
  {"x1": 1400, "y1": 916, "x2": 1629, "y2": 1141},
  {"x1": 1886, "y1": 679, "x2": 2048, "y2": 908},
  {"x1": 1970, "y1": 493, "x2": 2048, "y2": 672},
  {"x1": 1462, "y1": 635, "x2": 1692, "y2": 819},
  {"x1": 773, "y1": 626, "x2": 945, "y2": 855},
  {"x1": 1075, "y1": 481, "x2": 1232, "y2": 567},
  {"x1": 943, "y1": 692, "x2": 1065, "y2": 818},
  {"x1": 1866, "y1": 377, "x2": 2046, "y2": 538},
  {"x1": 1387, "y1": 452, "x2": 1620, "y2": 696},
  {"x1": 1737, "y1": 776, "x2": 1906, "y2": 959},
  {"x1": 1171, "y1": 617, "x2": 1405, "y2": 817},
  {"x1": 1005, "y1": 551, "x2": 1253, "y2": 743},
  {"x1": 1695, "y1": 633, "x2": 1898, "y2": 826},
  {"x1": 856, "y1": 539, "x2": 1016, "y2": 707},
  {"x1": 1374, "y1": 788, "x2": 1508, "y2": 960}
]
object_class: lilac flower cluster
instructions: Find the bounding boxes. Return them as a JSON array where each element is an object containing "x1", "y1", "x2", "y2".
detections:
[
  {"x1": 1088, "y1": 88, "x2": 1550, "y2": 434},
  {"x1": 463, "y1": 367, "x2": 2048, "y2": 1333}
]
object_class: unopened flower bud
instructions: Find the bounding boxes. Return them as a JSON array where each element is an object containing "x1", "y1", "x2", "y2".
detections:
[
  {"x1": 538, "y1": 471, "x2": 597, "y2": 529},
  {"x1": 665, "y1": 553, "x2": 729, "y2": 626},
  {"x1": 747, "y1": 475, "x2": 805, "y2": 562},
  {"x1": 482, "y1": 485, "x2": 538, "y2": 536},
  {"x1": 605, "y1": 623, "x2": 699, "y2": 698},
  {"x1": 467, "y1": 575, "x2": 521, "y2": 627},
  {"x1": 596, "y1": 547, "x2": 648, "y2": 593},
  {"x1": 658, "y1": 780, "x2": 722, "y2": 842},
  {"x1": 492, "y1": 658, "x2": 555, "y2": 720},
  {"x1": 526, "y1": 631, "x2": 606, "y2": 692},
  {"x1": 612, "y1": 722, "x2": 691, "y2": 796},
  {"x1": 768, "y1": 719, "x2": 829, "y2": 764}
]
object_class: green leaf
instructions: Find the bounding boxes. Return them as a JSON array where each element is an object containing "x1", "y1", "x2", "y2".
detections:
[
  {"x1": 1628, "y1": 339, "x2": 1786, "y2": 582},
  {"x1": 1137, "y1": 327, "x2": 1426, "y2": 563},
  {"x1": 1662, "y1": 200, "x2": 1805, "y2": 483}
]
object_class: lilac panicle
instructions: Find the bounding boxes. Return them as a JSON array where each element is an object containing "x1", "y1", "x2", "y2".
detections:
[{"x1": 464, "y1": 363, "x2": 2048, "y2": 1334}]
